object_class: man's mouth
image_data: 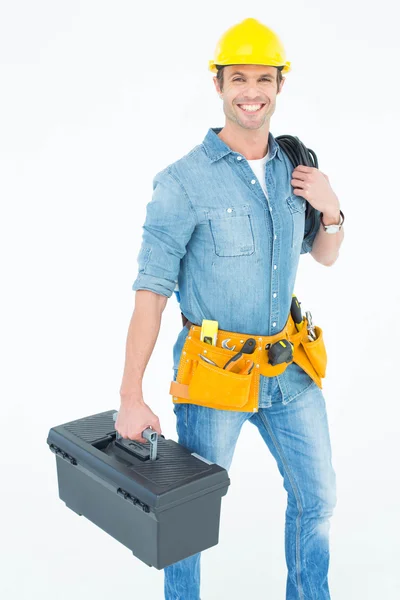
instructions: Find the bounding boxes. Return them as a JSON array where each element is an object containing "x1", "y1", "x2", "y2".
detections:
[{"x1": 237, "y1": 103, "x2": 266, "y2": 114}]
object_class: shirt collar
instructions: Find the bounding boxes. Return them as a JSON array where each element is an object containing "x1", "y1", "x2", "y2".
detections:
[{"x1": 202, "y1": 126, "x2": 284, "y2": 164}]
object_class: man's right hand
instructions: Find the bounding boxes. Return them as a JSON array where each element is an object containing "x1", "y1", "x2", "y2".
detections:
[{"x1": 115, "y1": 397, "x2": 162, "y2": 443}]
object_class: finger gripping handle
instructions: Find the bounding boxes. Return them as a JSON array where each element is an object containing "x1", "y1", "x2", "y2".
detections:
[{"x1": 112, "y1": 412, "x2": 158, "y2": 461}]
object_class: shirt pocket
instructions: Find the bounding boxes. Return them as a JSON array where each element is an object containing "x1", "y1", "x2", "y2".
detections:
[
  {"x1": 205, "y1": 204, "x2": 255, "y2": 257},
  {"x1": 286, "y1": 195, "x2": 307, "y2": 249}
]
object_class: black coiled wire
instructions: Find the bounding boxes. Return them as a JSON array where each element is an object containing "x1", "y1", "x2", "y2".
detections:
[{"x1": 275, "y1": 134, "x2": 318, "y2": 222}]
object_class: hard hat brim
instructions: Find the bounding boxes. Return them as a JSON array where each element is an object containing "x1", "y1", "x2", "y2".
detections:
[{"x1": 208, "y1": 59, "x2": 291, "y2": 74}]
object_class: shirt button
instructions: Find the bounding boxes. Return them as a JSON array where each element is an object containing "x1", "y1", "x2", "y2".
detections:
[
  {"x1": 272, "y1": 322, "x2": 276, "y2": 327},
  {"x1": 251, "y1": 179, "x2": 256, "y2": 184},
  {"x1": 274, "y1": 234, "x2": 277, "y2": 240},
  {"x1": 227, "y1": 208, "x2": 233, "y2": 213},
  {"x1": 273, "y1": 293, "x2": 277, "y2": 298},
  {"x1": 269, "y1": 206, "x2": 273, "y2": 211},
  {"x1": 273, "y1": 265, "x2": 277, "y2": 270},
  {"x1": 237, "y1": 156, "x2": 242, "y2": 161}
]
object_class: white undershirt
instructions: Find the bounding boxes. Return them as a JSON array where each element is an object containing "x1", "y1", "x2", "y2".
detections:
[{"x1": 247, "y1": 149, "x2": 270, "y2": 198}]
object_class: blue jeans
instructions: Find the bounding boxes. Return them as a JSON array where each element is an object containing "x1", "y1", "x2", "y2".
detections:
[{"x1": 164, "y1": 373, "x2": 337, "y2": 600}]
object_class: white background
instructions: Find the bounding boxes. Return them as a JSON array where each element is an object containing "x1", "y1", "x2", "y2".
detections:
[{"x1": 1, "y1": 1, "x2": 399, "y2": 598}]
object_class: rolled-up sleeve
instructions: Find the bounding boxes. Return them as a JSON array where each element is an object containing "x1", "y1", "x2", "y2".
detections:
[
  {"x1": 132, "y1": 168, "x2": 197, "y2": 297},
  {"x1": 301, "y1": 206, "x2": 321, "y2": 254}
]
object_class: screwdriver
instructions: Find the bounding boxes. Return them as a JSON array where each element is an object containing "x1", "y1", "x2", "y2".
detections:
[{"x1": 291, "y1": 294, "x2": 304, "y2": 331}]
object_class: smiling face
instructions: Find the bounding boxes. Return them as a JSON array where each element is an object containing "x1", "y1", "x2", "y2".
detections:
[{"x1": 213, "y1": 64, "x2": 285, "y2": 131}]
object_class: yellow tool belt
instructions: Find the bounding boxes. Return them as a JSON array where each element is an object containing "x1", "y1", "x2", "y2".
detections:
[{"x1": 169, "y1": 313, "x2": 327, "y2": 412}]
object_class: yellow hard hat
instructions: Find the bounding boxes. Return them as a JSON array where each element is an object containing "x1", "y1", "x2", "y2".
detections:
[{"x1": 208, "y1": 18, "x2": 291, "y2": 74}]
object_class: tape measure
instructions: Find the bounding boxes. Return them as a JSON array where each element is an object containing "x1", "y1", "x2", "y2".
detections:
[
  {"x1": 267, "y1": 338, "x2": 294, "y2": 366},
  {"x1": 200, "y1": 319, "x2": 219, "y2": 345}
]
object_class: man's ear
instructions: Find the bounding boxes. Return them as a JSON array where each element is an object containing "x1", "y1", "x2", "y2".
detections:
[
  {"x1": 213, "y1": 76, "x2": 221, "y2": 95},
  {"x1": 278, "y1": 76, "x2": 286, "y2": 95}
]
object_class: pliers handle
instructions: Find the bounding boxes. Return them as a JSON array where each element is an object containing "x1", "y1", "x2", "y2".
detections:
[{"x1": 223, "y1": 338, "x2": 256, "y2": 371}]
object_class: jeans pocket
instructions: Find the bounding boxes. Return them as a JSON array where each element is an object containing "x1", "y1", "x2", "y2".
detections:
[{"x1": 173, "y1": 401, "x2": 188, "y2": 431}]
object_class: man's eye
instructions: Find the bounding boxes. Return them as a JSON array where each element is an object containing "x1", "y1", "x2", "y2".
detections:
[{"x1": 232, "y1": 77, "x2": 271, "y2": 82}]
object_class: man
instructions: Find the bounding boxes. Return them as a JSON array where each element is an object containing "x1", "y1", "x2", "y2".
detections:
[{"x1": 116, "y1": 17, "x2": 344, "y2": 600}]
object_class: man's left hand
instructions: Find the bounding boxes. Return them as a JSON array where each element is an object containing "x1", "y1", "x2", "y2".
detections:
[{"x1": 291, "y1": 166, "x2": 340, "y2": 216}]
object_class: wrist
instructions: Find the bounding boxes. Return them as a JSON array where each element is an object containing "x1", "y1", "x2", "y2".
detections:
[
  {"x1": 321, "y1": 208, "x2": 341, "y2": 225},
  {"x1": 320, "y1": 193, "x2": 341, "y2": 224},
  {"x1": 120, "y1": 390, "x2": 144, "y2": 406}
]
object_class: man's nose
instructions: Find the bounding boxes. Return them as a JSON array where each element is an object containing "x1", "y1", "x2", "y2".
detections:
[{"x1": 243, "y1": 85, "x2": 264, "y2": 99}]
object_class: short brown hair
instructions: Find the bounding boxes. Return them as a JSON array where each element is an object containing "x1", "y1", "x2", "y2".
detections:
[{"x1": 216, "y1": 65, "x2": 284, "y2": 92}]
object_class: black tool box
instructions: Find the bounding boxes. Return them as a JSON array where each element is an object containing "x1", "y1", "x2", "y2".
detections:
[{"x1": 47, "y1": 409, "x2": 230, "y2": 569}]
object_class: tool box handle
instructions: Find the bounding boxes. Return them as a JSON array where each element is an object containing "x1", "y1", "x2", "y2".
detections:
[{"x1": 112, "y1": 412, "x2": 158, "y2": 461}]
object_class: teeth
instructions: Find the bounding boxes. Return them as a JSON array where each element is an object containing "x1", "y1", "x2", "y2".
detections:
[{"x1": 239, "y1": 104, "x2": 263, "y2": 112}]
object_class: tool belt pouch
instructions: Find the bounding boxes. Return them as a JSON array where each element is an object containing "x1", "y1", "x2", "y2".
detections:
[
  {"x1": 171, "y1": 334, "x2": 255, "y2": 410},
  {"x1": 300, "y1": 325, "x2": 327, "y2": 379},
  {"x1": 188, "y1": 359, "x2": 253, "y2": 409}
]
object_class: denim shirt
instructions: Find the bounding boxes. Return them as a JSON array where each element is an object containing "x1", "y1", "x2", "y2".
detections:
[{"x1": 132, "y1": 127, "x2": 322, "y2": 407}]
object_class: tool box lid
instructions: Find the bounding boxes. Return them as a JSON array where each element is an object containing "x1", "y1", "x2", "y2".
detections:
[{"x1": 47, "y1": 409, "x2": 230, "y2": 512}]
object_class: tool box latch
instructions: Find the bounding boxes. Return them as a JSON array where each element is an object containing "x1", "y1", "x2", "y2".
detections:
[
  {"x1": 117, "y1": 488, "x2": 151, "y2": 513},
  {"x1": 49, "y1": 443, "x2": 77, "y2": 466}
]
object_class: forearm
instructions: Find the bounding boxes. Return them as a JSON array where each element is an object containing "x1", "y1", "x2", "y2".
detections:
[
  {"x1": 119, "y1": 290, "x2": 167, "y2": 404},
  {"x1": 311, "y1": 207, "x2": 344, "y2": 266}
]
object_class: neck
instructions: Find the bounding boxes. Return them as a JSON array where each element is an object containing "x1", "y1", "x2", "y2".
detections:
[{"x1": 217, "y1": 122, "x2": 270, "y2": 160}]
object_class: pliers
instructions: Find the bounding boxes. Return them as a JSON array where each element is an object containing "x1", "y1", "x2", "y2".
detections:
[{"x1": 223, "y1": 338, "x2": 256, "y2": 372}]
